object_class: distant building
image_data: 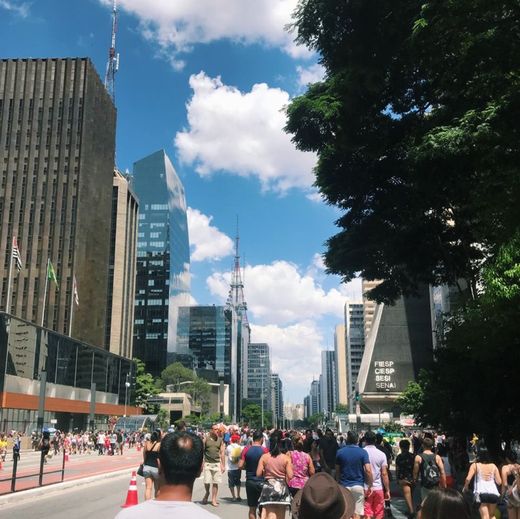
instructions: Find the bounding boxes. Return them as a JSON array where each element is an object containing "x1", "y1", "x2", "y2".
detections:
[
  {"x1": 0, "y1": 58, "x2": 116, "y2": 347},
  {"x1": 309, "y1": 379, "x2": 320, "y2": 416},
  {"x1": 176, "y1": 305, "x2": 241, "y2": 420},
  {"x1": 132, "y1": 150, "x2": 190, "y2": 376},
  {"x1": 357, "y1": 287, "x2": 434, "y2": 413},
  {"x1": 303, "y1": 396, "x2": 311, "y2": 419},
  {"x1": 320, "y1": 350, "x2": 336, "y2": 417},
  {"x1": 334, "y1": 324, "x2": 348, "y2": 407},
  {"x1": 247, "y1": 343, "x2": 271, "y2": 414},
  {"x1": 345, "y1": 302, "x2": 365, "y2": 412},
  {"x1": 105, "y1": 169, "x2": 138, "y2": 358},
  {"x1": 362, "y1": 280, "x2": 382, "y2": 340},
  {"x1": 270, "y1": 373, "x2": 283, "y2": 427}
]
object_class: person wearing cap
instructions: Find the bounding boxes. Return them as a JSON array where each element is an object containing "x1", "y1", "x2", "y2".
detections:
[
  {"x1": 292, "y1": 472, "x2": 355, "y2": 519},
  {"x1": 226, "y1": 433, "x2": 243, "y2": 501},
  {"x1": 335, "y1": 431, "x2": 373, "y2": 519}
]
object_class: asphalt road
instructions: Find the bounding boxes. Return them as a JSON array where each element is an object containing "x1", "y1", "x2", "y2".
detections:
[{"x1": 2, "y1": 468, "x2": 411, "y2": 519}]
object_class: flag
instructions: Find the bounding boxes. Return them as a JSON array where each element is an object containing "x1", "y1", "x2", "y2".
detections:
[
  {"x1": 12, "y1": 237, "x2": 23, "y2": 272},
  {"x1": 47, "y1": 260, "x2": 59, "y2": 289},
  {"x1": 73, "y1": 275, "x2": 79, "y2": 306}
]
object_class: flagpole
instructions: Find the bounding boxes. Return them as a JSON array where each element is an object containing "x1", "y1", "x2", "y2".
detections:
[
  {"x1": 68, "y1": 275, "x2": 74, "y2": 337},
  {"x1": 5, "y1": 238, "x2": 14, "y2": 314},
  {"x1": 41, "y1": 258, "x2": 50, "y2": 327}
]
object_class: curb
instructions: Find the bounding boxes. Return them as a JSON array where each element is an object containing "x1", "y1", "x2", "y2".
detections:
[{"x1": 0, "y1": 467, "x2": 133, "y2": 507}]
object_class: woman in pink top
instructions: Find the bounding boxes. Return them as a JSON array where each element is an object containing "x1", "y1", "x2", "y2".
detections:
[
  {"x1": 288, "y1": 437, "x2": 315, "y2": 497},
  {"x1": 257, "y1": 431, "x2": 294, "y2": 519}
]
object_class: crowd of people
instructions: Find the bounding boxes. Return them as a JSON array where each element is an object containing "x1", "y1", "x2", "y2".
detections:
[{"x1": 132, "y1": 424, "x2": 520, "y2": 519}]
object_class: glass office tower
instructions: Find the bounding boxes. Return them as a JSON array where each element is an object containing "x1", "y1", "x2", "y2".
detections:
[{"x1": 132, "y1": 150, "x2": 190, "y2": 377}]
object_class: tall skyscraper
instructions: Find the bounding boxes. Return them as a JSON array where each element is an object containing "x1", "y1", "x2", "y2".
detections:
[
  {"x1": 0, "y1": 58, "x2": 116, "y2": 347},
  {"x1": 247, "y1": 342, "x2": 271, "y2": 415},
  {"x1": 270, "y1": 373, "x2": 283, "y2": 427},
  {"x1": 345, "y1": 302, "x2": 365, "y2": 411},
  {"x1": 334, "y1": 324, "x2": 348, "y2": 406},
  {"x1": 132, "y1": 150, "x2": 190, "y2": 376},
  {"x1": 309, "y1": 379, "x2": 320, "y2": 416},
  {"x1": 105, "y1": 169, "x2": 138, "y2": 358},
  {"x1": 357, "y1": 287, "x2": 434, "y2": 413},
  {"x1": 320, "y1": 350, "x2": 336, "y2": 417},
  {"x1": 362, "y1": 279, "x2": 382, "y2": 340},
  {"x1": 176, "y1": 304, "x2": 245, "y2": 419}
]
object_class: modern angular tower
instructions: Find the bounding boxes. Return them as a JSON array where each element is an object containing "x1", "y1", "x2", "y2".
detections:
[
  {"x1": 0, "y1": 58, "x2": 116, "y2": 347},
  {"x1": 132, "y1": 150, "x2": 190, "y2": 376}
]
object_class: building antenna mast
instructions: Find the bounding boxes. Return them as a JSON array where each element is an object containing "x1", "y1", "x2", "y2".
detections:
[
  {"x1": 104, "y1": 0, "x2": 119, "y2": 102},
  {"x1": 227, "y1": 216, "x2": 249, "y2": 327}
]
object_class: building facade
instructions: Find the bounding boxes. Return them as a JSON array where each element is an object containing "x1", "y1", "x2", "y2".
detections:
[
  {"x1": 105, "y1": 169, "x2": 138, "y2": 358},
  {"x1": 345, "y1": 302, "x2": 365, "y2": 412},
  {"x1": 247, "y1": 342, "x2": 271, "y2": 415},
  {"x1": 309, "y1": 379, "x2": 320, "y2": 416},
  {"x1": 0, "y1": 58, "x2": 116, "y2": 346},
  {"x1": 270, "y1": 373, "x2": 283, "y2": 427},
  {"x1": 132, "y1": 150, "x2": 190, "y2": 377},
  {"x1": 362, "y1": 279, "x2": 382, "y2": 341},
  {"x1": 0, "y1": 312, "x2": 138, "y2": 433},
  {"x1": 334, "y1": 324, "x2": 348, "y2": 406},
  {"x1": 320, "y1": 350, "x2": 336, "y2": 417}
]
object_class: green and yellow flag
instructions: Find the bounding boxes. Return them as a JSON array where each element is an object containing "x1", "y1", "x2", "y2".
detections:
[{"x1": 48, "y1": 260, "x2": 59, "y2": 289}]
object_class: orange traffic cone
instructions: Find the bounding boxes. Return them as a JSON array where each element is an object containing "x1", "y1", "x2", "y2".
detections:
[
  {"x1": 136, "y1": 442, "x2": 141, "y2": 452},
  {"x1": 121, "y1": 471, "x2": 139, "y2": 508},
  {"x1": 64, "y1": 451, "x2": 69, "y2": 462},
  {"x1": 0, "y1": 459, "x2": 3, "y2": 470}
]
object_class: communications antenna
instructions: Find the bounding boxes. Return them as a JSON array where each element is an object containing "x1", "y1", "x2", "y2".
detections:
[
  {"x1": 104, "y1": 0, "x2": 119, "y2": 102},
  {"x1": 227, "y1": 219, "x2": 249, "y2": 328}
]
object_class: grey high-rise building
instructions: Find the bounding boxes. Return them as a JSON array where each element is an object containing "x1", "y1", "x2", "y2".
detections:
[
  {"x1": 176, "y1": 305, "x2": 242, "y2": 419},
  {"x1": 105, "y1": 169, "x2": 139, "y2": 358},
  {"x1": 247, "y1": 342, "x2": 271, "y2": 415},
  {"x1": 132, "y1": 150, "x2": 190, "y2": 376},
  {"x1": 345, "y1": 302, "x2": 365, "y2": 411},
  {"x1": 0, "y1": 58, "x2": 116, "y2": 347},
  {"x1": 309, "y1": 379, "x2": 320, "y2": 416},
  {"x1": 270, "y1": 373, "x2": 283, "y2": 427},
  {"x1": 320, "y1": 350, "x2": 336, "y2": 417}
]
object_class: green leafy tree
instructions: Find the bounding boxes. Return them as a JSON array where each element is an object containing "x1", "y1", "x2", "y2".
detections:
[
  {"x1": 307, "y1": 413, "x2": 325, "y2": 428},
  {"x1": 133, "y1": 358, "x2": 160, "y2": 413},
  {"x1": 156, "y1": 408, "x2": 170, "y2": 430},
  {"x1": 184, "y1": 378, "x2": 211, "y2": 414},
  {"x1": 159, "y1": 362, "x2": 194, "y2": 391},
  {"x1": 398, "y1": 381, "x2": 425, "y2": 418},
  {"x1": 335, "y1": 404, "x2": 349, "y2": 414},
  {"x1": 241, "y1": 404, "x2": 262, "y2": 428},
  {"x1": 286, "y1": 0, "x2": 520, "y2": 304}
]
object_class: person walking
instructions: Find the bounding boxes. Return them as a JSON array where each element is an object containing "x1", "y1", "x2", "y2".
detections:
[
  {"x1": 335, "y1": 431, "x2": 373, "y2": 519},
  {"x1": 463, "y1": 444, "x2": 501, "y2": 519},
  {"x1": 501, "y1": 449, "x2": 520, "y2": 519},
  {"x1": 202, "y1": 424, "x2": 225, "y2": 507},
  {"x1": 395, "y1": 439, "x2": 416, "y2": 518},
  {"x1": 320, "y1": 429, "x2": 339, "y2": 478},
  {"x1": 142, "y1": 430, "x2": 162, "y2": 500},
  {"x1": 418, "y1": 488, "x2": 471, "y2": 519},
  {"x1": 288, "y1": 436, "x2": 315, "y2": 497},
  {"x1": 225, "y1": 433, "x2": 243, "y2": 501},
  {"x1": 256, "y1": 430, "x2": 293, "y2": 519},
  {"x1": 363, "y1": 431, "x2": 390, "y2": 519},
  {"x1": 239, "y1": 430, "x2": 268, "y2": 519},
  {"x1": 115, "y1": 431, "x2": 219, "y2": 519},
  {"x1": 413, "y1": 437, "x2": 446, "y2": 501}
]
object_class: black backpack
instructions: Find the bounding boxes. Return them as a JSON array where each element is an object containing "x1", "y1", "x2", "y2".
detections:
[{"x1": 421, "y1": 453, "x2": 441, "y2": 488}]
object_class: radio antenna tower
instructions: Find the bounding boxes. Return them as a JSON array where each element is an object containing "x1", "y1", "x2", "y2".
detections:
[
  {"x1": 227, "y1": 219, "x2": 249, "y2": 327},
  {"x1": 104, "y1": 0, "x2": 119, "y2": 102}
]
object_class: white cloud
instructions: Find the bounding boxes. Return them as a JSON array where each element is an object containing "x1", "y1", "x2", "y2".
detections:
[
  {"x1": 102, "y1": 0, "x2": 310, "y2": 66},
  {"x1": 187, "y1": 207, "x2": 234, "y2": 262},
  {"x1": 207, "y1": 260, "x2": 348, "y2": 325},
  {"x1": 175, "y1": 72, "x2": 316, "y2": 192},
  {"x1": 0, "y1": 0, "x2": 29, "y2": 17},
  {"x1": 296, "y1": 63, "x2": 326, "y2": 87},
  {"x1": 251, "y1": 321, "x2": 326, "y2": 400}
]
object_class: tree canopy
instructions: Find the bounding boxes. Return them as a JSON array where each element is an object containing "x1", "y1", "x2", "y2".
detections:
[
  {"x1": 133, "y1": 358, "x2": 160, "y2": 413},
  {"x1": 286, "y1": 0, "x2": 520, "y2": 303}
]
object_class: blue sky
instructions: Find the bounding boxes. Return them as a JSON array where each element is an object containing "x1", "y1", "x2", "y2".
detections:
[{"x1": 0, "y1": 0, "x2": 361, "y2": 402}]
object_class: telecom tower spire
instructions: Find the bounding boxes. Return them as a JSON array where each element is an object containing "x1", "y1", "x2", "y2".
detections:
[
  {"x1": 227, "y1": 219, "x2": 249, "y2": 326},
  {"x1": 104, "y1": 0, "x2": 119, "y2": 102}
]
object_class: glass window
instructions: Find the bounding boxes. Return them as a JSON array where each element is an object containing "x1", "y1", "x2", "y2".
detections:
[
  {"x1": 92, "y1": 351, "x2": 107, "y2": 393},
  {"x1": 55, "y1": 337, "x2": 77, "y2": 386},
  {"x1": 76, "y1": 345, "x2": 93, "y2": 389}
]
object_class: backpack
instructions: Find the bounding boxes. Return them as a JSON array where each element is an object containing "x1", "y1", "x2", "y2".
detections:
[
  {"x1": 421, "y1": 454, "x2": 441, "y2": 488},
  {"x1": 230, "y1": 445, "x2": 242, "y2": 464}
]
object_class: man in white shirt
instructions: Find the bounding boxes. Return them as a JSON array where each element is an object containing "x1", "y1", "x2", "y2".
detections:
[
  {"x1": 363, "y1": 431, "x2": 390, "y2": 519},
  {"x1": 115, "y1": 432, "x2": 218, "y2": 519},
  {"x1": 225, "y1": 434, "x2": 243, "y2": 501}
]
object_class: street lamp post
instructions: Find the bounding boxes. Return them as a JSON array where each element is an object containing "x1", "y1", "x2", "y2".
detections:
[
  {"x1": 260, "y1": 363, "x2": 264, "y2": 429},
  {"x1": 124, "y1": 373, "x2": 131, "y2": 430}
]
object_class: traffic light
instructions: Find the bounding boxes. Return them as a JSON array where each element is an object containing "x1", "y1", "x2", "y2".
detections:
[{"x1": 355, "y1": 390, "x2": 361, "y2": 402}]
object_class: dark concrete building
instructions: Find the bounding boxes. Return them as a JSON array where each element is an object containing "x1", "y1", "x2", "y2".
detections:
[{"x1": 0, "y1": 58, "x2": 116, "y2": 347}]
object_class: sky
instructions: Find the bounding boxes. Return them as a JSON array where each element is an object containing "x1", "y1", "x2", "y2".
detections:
[{"x1": 0, "y1": 0, "x2": 361, "y2": 403}]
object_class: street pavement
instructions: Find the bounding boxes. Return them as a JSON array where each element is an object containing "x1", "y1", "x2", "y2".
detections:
[
  {"x1": 0, "y1": 466, "x2": 412, "y2": 519},
  {"x1": 0, "y1": 447, "x2": 142, "y2": 494}
]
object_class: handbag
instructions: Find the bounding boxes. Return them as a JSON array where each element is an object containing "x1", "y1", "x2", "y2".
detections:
[{"x1": 137, "y1": 463, "x2": 144, "y2": 477}]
